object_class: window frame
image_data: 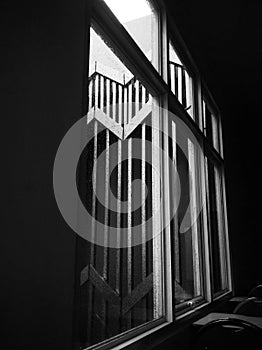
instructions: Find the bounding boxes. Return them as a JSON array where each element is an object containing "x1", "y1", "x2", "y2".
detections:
[
  {"x1": 200, "y1": 82, "x2": 232, "y2": 300},
  {"x1": 78, "y1": 1, "x2": 174, "y2": 349},
  {"x1": 165, "y1": 3, "x2": 232, "y2": 312},
  {"x1": 75, "y1": 0, "x2": 233, "y2": 349}
]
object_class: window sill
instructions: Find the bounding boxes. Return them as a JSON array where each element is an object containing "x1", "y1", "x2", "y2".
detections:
[{"x1": 117, "y1": 290, "x2": 233, "y2": 350}]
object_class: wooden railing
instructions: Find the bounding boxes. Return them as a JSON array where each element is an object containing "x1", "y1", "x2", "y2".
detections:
[
  {"x1": 169, "y1": 61, "x2": 193, "y2": 117},
  {"x1": 88, "y1": 71, "x2": 150, "y2": 123}
]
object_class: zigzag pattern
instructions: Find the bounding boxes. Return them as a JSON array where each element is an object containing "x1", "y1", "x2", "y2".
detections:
[{"x1": 81, "y1": 264, "x2": 153, "y2": 317}]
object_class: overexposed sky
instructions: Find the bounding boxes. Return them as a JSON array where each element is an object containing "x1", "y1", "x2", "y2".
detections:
[{"x1": 104, "y1": 0, "x2": 152, "y2": 23}]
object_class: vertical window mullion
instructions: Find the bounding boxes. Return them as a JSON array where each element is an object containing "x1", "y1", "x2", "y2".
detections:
[
  {"x1": 219, "y1": 115, "x2": 224, "y2": 158},
  {"x1": 170, "y1": 119, "x2": 181, "y2": 310},
  {"x1": 159, "y1": 4, "x2": 173, "y2": 322},
  {"x1": 162, "y1": 95, "x2": 173, "y2": 322},
  {"x1": 151, "y1": 97, "x2": 163, "y2": 318},
  {"x1": 199, "y1": 143, "x2": 212, "y2": 302},
  {"x1": 214, "y1": 165, "x2": 226, "y2": 289},
  {"x1": 204, "y1": 155, "x2": 215, "y2": 299},
  {"x1": 221, "y1": 169, "x2": 232, "y2": 291},
  {"x1": 188, "y1": 139, "x2": 201, "y2": 296},
  {"x1": 151, "y1": 1, "x2": 164, "y2": 321}
]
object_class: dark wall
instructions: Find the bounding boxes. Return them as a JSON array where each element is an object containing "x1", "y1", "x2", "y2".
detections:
[
  {"x1": 1, "y1": 0, "x2": 261, "y2": 349},
  {"x1": 164, "y1": 0, "x2": 262, "y2": 296},
  {"x1": 1, "y1": 1, "x2": 89, "y2": 349}
]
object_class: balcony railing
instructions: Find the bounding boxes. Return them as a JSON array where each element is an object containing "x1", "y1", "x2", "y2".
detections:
[
  {"x1": 169, "y1": 61, "x2": 193, "y2": 118},
  {"x1": 88, "y1": 70, "x2": 150, "y2": 124}
]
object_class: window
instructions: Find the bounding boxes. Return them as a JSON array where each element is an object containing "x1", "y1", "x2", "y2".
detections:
[
  {"x1": 78, "y1": 23, "x2": 164, "y2": 348},
  {"x1": 202, "y1": 98, "x2": 222, "y2": 154},
  {"x1": 205, "y1": 157, "x2": 229, "y2": 295},
  {"x1": 76, "y1": 0, "x2": 232, "y2": 349},
  {"x1": 170, "y1": 126, "x2": 204, "y2": 309}
]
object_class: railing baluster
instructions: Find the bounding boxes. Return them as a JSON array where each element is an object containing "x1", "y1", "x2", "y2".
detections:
[
  {"x1": 100, "y1": 75, "x2": 104, "y2": 111},
  {"x1": 95, "y1": 74, "x2": 99, "y2": 109},
  {"x1": 177, "y1": 66, "x2": 183, "y2": 104},
  {"x1": 135, "y1": 79, "x2": 139, "y2": 115},
  {"x1": 185, "y1": 70, "x2": 193, "y2": 117},
  {"x1": 106, "y1": 78, "x2": 110, "y2": 118},
  {"x1": 112, "y1": 81, "x2": 116, "y2": 121},
  {"x1": 124, "y1": 82, "x2": 128, "y2": 125},
  {"x1": 118, "y1": 85, "x2": 123, "y2": 126},
  {"x1": 175, "y1": 64, "x2": 178, "y2": 97},
  {"x1": 128, "y1": 82, "x2": 133, "y2": 123},
  {"x1": 170, "y1": 63, "x2": 175, "y2": 95},
  {"x1": 182, "y1": 67, "x2": 187, "y2": 107},
  {"x1": 88, "y1": 78, "x2": 93, "y2": 111}
]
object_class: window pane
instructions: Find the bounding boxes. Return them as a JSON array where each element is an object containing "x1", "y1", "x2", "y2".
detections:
[
  {"x1": 169, "y1": 42, "x2": 194, "y2": 120},
  {"x1": 211, "y1": 114, "x2": 220, "y2": 152},
  {"x1": 202, "y1": 99, "x2": 221, "y2": 153},
  {"x1": 103, "y1": 0, "x2": 158, "y2": 69},
  {"x1": 169, "y1": 120, "x2": 203, "y2": 307},
  {"x1": 206, "y1": 158, "x2": 228, "y2": 294},
  {"x1": 78, "y1": 25, "x2": 164, "y2": 348}
]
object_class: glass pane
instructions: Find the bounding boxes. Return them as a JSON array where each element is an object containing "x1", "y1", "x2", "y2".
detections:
[
  {"x1": 202, "y1": 99, "x2": 221, "y2": 153},
  {"x1": 169, "y1": 120, "x2": 203, "y2": 306},
  {"x1": 211, "y1": 113, "x2": 220, "y2": 152},
  {"x1": 169, "y1": 42, "x2": 194, "y2": 120},
  {"x1": 103, "y1": 0, "x2": 158, "y2": 68},
  {"x1": 206, "y1": 158, "x2": 228, "y2": 294},
  {"x1": 77, "y1": 25, "x2": 164, "y2": 348}
]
